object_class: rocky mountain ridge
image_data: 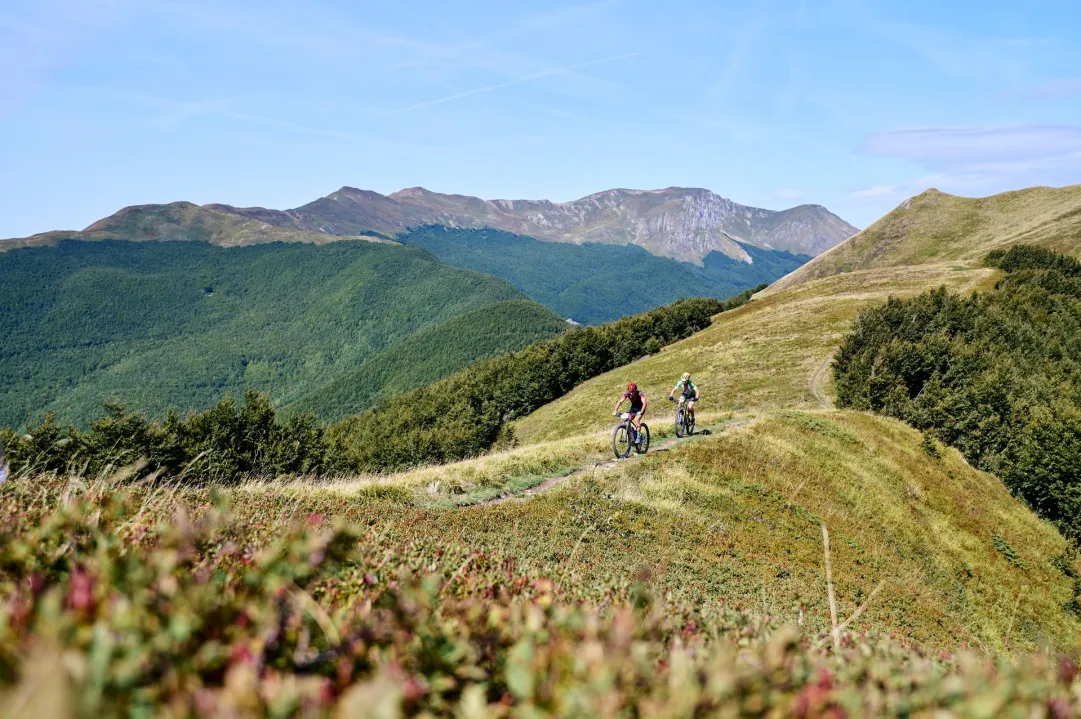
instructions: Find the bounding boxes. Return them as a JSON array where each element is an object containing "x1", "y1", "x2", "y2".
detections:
[{"x1": 6, "y1": 186, "x2": 858, "y2": 263}]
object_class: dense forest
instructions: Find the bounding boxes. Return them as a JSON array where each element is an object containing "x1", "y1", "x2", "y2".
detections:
[
  {"x1": 0, "y1": 239, "x2": 567, "y2": 428},
  {"x1": 834, "y1": 245, "x2": 1081, "y2": 542},
  {"x1": 398, "y1": 225, "x2": 808, "y2": 324}
]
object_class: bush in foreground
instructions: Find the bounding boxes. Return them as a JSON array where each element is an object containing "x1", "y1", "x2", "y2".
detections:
[{"x1": 1, "y1": 480, "x2": 1079, "y2": 717}]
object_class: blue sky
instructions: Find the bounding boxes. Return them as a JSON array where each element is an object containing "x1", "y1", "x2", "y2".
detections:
[{"x1": 2, "y1": 0, "x2": 1080, "y2": 237}]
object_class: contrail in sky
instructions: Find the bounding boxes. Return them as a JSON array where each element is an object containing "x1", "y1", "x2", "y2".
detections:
[{"x1": 367, "y1": 51, "x2": 642, "y2": 119}]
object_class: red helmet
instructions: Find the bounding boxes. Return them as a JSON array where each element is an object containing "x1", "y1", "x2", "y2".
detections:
[{"x1": 627, "y1": 383, "x2": 638, "y2": 392}]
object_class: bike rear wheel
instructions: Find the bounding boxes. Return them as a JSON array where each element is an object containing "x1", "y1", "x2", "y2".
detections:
[
  {"x1": 674, "y1": 408, "x2": 685, "y2": 438},
  {"x1": 612, "y1": 423, "x2": 632, "y2": 458},
  {"x1": 634, "y1": 423, "x2": 650, "y2": 454}
]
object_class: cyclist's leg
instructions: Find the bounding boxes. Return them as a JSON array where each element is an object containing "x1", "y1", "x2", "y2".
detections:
[{"x1": 686, "y1": 398, "x2": 696, "y2": 417}]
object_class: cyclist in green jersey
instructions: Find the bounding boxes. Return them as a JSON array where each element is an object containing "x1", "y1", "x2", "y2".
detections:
[{"x1": 669, "y1": 372, "x2": 700, "y2": 422}]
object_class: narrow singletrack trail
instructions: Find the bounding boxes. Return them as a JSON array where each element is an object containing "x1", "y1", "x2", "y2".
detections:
[
  {"x1": 477, "y1": 416, "x2": 755, "y2": 507},
  {"x1": 811, "y1": 349, "x2": 838, "y2": 409}
]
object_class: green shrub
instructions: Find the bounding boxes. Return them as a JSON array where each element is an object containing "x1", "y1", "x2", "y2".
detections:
[
  {"x1": 834, "y1": 245, "x2": 1081, "y2": 542},
  {"x1": 0, "y1": 391, "x2": 341, "y2": 485}
]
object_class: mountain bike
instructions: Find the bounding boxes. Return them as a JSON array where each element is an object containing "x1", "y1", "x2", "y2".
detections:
[
  {"x1": 671, "y1": 396, "x2": 696, "y2": 438},
  {"x1": 612, "y1": 413, "x2": 650, "y2": 458}
]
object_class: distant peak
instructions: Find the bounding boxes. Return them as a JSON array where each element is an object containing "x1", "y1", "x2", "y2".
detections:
[
  {"x1": 330, "y1": 187, "x2": 388, "y2": 200},
  {"x1": 389, "y1": 186, "x2": 434, "y2": 199}
]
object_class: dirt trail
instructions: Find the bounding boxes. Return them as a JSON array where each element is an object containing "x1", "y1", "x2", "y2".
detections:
[
  {"x1": 477, "y1": 417, "x2": 754, "y2": 507},
  {"x1": 811, "y1": 349, "x2": 838, "y2": 409}
]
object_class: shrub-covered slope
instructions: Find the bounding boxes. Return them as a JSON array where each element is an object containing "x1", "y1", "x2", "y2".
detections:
[
  {"x1": 835, "y1": 246, "x2": 1081, "y2": 542},
  {"x1": 0, "y1": 239, "x2": 566, "y2": 428},
  {"x1": 397, "y1": 225, "x2": 809, "y2": 324}
]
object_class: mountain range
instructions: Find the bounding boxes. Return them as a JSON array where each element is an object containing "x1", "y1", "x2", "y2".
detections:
[{"x1": 3, "y1": 186, "x2": 858, "y2": 264}]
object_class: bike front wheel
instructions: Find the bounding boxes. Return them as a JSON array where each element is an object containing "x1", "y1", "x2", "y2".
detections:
[
  {"x1": 634, "y1": 424, "x2": 650, "y2": 454},
  {"x1": 674, "y1": 408, "x2": 685, "y2": 438},
  {"x1": 612, "y1": 423, "x2": 632, "y2": 458}
]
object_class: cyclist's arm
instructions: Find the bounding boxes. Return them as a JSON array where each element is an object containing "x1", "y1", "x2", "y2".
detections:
[
  {"x1": 613, "y1": 395, "x2": 625, "y2": 414},
  {"x1": 640, "y1": 395, "x2": 648, "y2": 413}
]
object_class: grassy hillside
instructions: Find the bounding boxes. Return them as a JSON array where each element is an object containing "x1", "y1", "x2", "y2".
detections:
[
  {"x1": 835, "y1": 246, "x2": 1081, "y2": 543},
  {"x1": 769, "y1": 185, "x2": 1081, "y2": 293},
  {"x1": 397, "y1": 225, "x2": 809, "y2": 324},
  {"x1": 481, "y1": 185, "x2": 1081, "y2": 650},
  {"x1": 512, "y1": 264, "x2": 996, "y2": 444},
  {"x1": 4, "y1": 464, "x2": 1079, "y2": 715},
  {"x1": 282, "y1": 409, "x2": 1079, "y2": 651},
  {"x1": 0, "y1": 239, "x2": 566, "y2": 428}
]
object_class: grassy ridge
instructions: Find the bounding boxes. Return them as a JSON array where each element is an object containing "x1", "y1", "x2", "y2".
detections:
[
  {"x1": 0, "y1": 239, "x2": 567, "y2": 428},
  {"x1": 769, "y1": 184, "x2": 1081, "y2": 294},
  {"x1": 513, "y1": 263, "x2": 998, "y2": 444},
  {"x1": 398, "y1": 225, "x2": 810, "y2": 324}
]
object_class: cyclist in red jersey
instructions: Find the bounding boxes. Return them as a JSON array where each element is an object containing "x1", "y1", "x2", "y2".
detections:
[{"x1": 612, "y1": 383, "x2": 648, "y2": 437}]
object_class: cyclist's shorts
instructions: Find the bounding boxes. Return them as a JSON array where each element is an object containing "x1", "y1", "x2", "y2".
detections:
[
  {"x1": 626, "y1": 409, "x2": 642, "y2": 417},
  {"x1": 681, "y1": 394, "x2": 697, "y2": 403}
]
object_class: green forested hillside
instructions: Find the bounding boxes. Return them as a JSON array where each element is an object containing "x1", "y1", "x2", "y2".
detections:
[
  {"x1": 0, "y1": 239, "x2": 567, "y2": 428},
  {"x1": 397, "y1": 225, "x2": 809, "y2": 323}
]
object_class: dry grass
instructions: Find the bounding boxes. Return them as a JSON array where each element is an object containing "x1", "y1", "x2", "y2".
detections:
[
  {"x1": 210, "y1": 410, "x2": 1081, "y2": 652},
  {"x1": 514, "y1": 263, "x2": 996, "y2": 444},
  {"x1": 238, "y1": 432, "x2": 612, "y2": 506},
  {"x1": 589, "y1": 410, "x2": 1080, "y2": 652},
  {"x1": 768, "y1": 184, "x2": 1081, "y2": 294}
]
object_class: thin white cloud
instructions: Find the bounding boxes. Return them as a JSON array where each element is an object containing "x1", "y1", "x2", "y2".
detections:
[
  {"x1": 849, "y1": 185, "x2": 900, "y2": 201},
  {"x1": 850, "y1": 125, "x2": 1081, "y2": 205},
  {"x1": 998, "y1": 78, "x2": 1081, "y2": 102},
  {"x1": 93, "y1": 88, "x2": 459, "y2": 151},
  {"x1": 367, "y1": 52, "x2": 642, "y2": 120},
  {"x1": 773, "y1": 188, "x2": 803, "y2": 200},
  {"x1": 863, "y1": 125, "x2": 1081, "y2": 167}
]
